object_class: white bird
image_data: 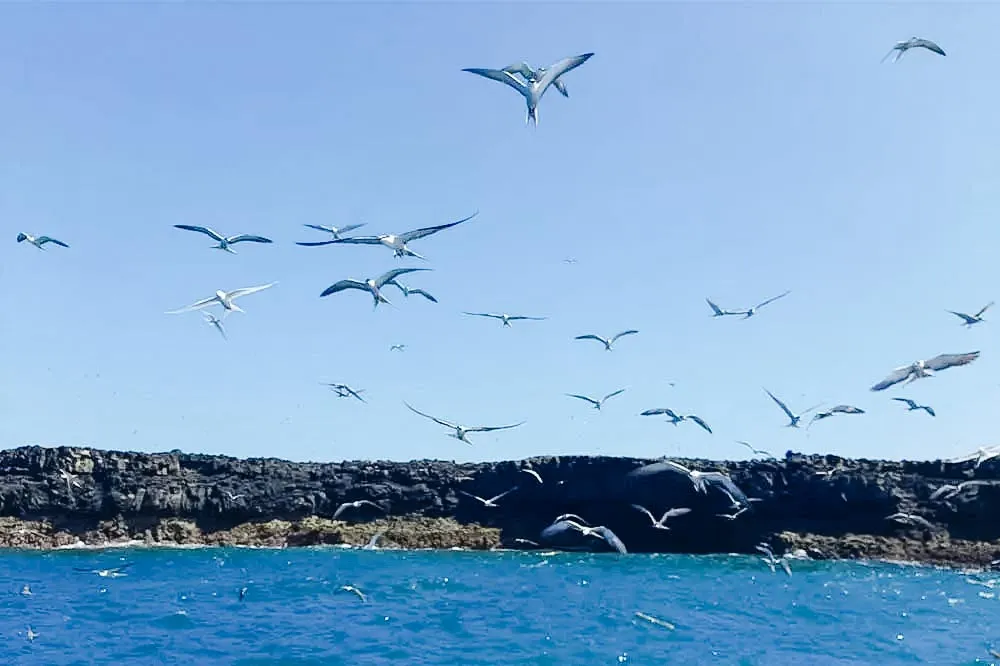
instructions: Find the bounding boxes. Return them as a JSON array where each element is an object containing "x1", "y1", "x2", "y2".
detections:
[
  {"x1": 26, "y1": 627, "x2": 38, "y2": 642},
  {"x1": 202, "y1": 312, "x2": 227, "y2": 340},
  {"x1": 809, "y1": 405, "x2": 865, "y2": 427},
  {"x1": 502, "y1": 61, "x2": 571, "y2": 97},
  {"x1": 405, "y1": 402, "x2": 524, "y2": 445},
  {"x1": 463, "y1": 312, "x2": 547, "y2": 327},
  {"x1": 929, "y1": 480, "x2": 989, "y2": 501},
  {"x1": 870, "y1": 351, "x2": 980, "y2": 392},
  {"x1": 173, "y1": 225, "x2": 273, "y2": 253},
  {"x1": 561, "y1": 520, "x2": 628, "y2": 554},
  {"x1": 320, "y1": 268, "x2": 430, "y2": 309},
  {"x1": 574, "y1": 330, "x2": 639, "y2": 351},
  {"x1": 302, "y1": 222, "x2": 366, "y2": 239},
  {"x1": 764, "y1": 389, "x2": 821, "y2": 428},
  {"x1": 322, "y1": 383, "x2": 366, "y2": 402},
  {"x1": 224, "y1": 491, "x2": 244, "y2": 502},
  {"x1": 892, "y1": 397, "x2": 935, "y2": 417},
  {"x1": 463, "y1": 53, "x2": 594, "y2": 126},
  {"x1": 20, "y1": 584, "x2": 31, "y2": 596},
  {"x1": 388, "y1": 281, "x2": 438, "y2": 303},
  {"x1": 340, "y1": 585, "x2": 367, "y2": 603},
  {"x1": 882, "y1": 37, "x2": 946, "y2": 63},
  {"x1": 520, "y1": 468, "x2": 543, "y2": 485},
  {"x1": 297, "y1": 212, "x2": 478, "y2": 260},
  {"x1": 74, "y1": 562, "x2": 134, "y2": 578},
  {"x1": 166, "y1": 282, "x2": 277, "y2": 317},
  {"x1": 885, "y1": 512, "x2": 935, "y2": 530},
  {"x1": 457, "y1": 487, "x2": 519, "y2": 508},
  {"x1": 737, "y1": 441, "x2": 776, "y2": 459},
  {"x1": 639, "y1": 408, "x2": 712, "y2": 433},
  {"x1": 333, "y1": 500, "x2": 385, "y2": 520},
  {"x1": 716, "y1": 506, "x2": 749, "y2": 521},
  {"x1": 566, "y1": 389, "x2": 626, "y2": 411},
  {"x1": 947, "y1": 446, "x2": 1000, "y2": 469},
  {"x1": 16, "y1": 232, "x2": 69, "y2": 250},
  {"x1": 59, "y1": 468, "x2": 81, "y2": 495},
  {"x1": 630, "y1": 504, "x2": 691, "y2": 530},
  {"x1": 756, "y1": 544, "x2": 792, "y2": 576},
  {"x1": 947, "y1": 302, "x2": 993, "y2": 327}
]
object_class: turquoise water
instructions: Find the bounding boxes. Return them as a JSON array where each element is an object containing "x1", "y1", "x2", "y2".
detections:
[{"x1": 2, "y1": 548, "x2": 998, "y2": 664}]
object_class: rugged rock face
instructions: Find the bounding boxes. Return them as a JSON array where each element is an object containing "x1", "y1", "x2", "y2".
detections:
[{"x1": 1, "y1": 445, "x2": 999, "y2": 567}]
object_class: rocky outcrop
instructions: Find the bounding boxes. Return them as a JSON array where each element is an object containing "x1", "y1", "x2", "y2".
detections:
[{"x1": 1, "y1": 445, "x2": 999, "y2": 567}]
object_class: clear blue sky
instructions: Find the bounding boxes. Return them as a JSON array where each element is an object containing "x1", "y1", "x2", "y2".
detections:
[{"x1": 0, "y1": 2, "x2": 995, "y2": 464}]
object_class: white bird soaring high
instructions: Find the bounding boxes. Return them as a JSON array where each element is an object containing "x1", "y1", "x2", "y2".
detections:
[
  {"x1": 947, "y1": 302, "x2": 993, "y2": 327},
  {"x1": 302, "y1": 222, "x2": 366, "y2": 239},
  {"x1": 166, "y1": 282, "x2": 277, "y2": 317},
  {"x1": 297, "y1": 212, "x2": 478, "y2": 260},
  {"x1": 882, "y1": 37, "x2": 946, "y2": 63},
  {"x1": 320, "y1": 268, "x2": 430, "y2": 309},
  {"x1": 870, "y1": 351, "x2": 980, "y2": 391},
  {"x1": 463, "y1": 53, "x2": 594, "y2": 126},
  {"x1": 764, "y1": 389, "x2": 821, "y2": 428},
  {"x1": 405, "y1": 402, "x2": 525, "y2": 445},
  {"x1": 502, "y1": 61, "x2": 571, "y2": 97},
  {"x1": 457, "y1": 487, "x2": 519, "y2": 508},
  {"x1": 16, "y1": 232, "x2": 69, "y2": 250},
  {"x1": 173, "y1": 225, "x2": 273, "y2": 253},
  {"x1": 574, "y1": 330, "x2": 639, "y2": 351},
  {"x1": 566, "y1": 389, "x2": 626, "y2": 411},
  {"x1": 463, "y1": 312, "x2": 547, "y2": 327}
]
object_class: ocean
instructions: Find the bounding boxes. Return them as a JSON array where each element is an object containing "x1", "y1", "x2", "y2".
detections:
[{"x1": 1, "y1": 547, "x2": 997, "y2": 665}]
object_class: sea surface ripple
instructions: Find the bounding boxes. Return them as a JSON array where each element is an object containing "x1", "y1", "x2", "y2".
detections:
[{"x1": 2, "y1": 548, "x2": 999, "y2": 664}]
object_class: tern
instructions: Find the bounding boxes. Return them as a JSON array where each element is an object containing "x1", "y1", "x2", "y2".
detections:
[
  {"x1": 630, "y1": 504, "x2": 691, "y2": 530},
  {"x1": 809, "y1": 404, "x2": 865, "y2": 426},
  {"x1": 457, "y1": 487, "x2": 519, "y2": 508},
  {"x1": 737, "y1": 441, "x2": 776, "y2": 459},
  {"x1": 892, "y1": 397, "x2": 935, "y2": 417},
  {"x1": 297, "y1": 212, "x2": 478, "y2": 260},
  {"x1": 224, "y1": 491, "x2": 244, "y2": 502},
  {"x1": 340, "y1": 585, "x2": 368, "y2": 603},
  {"x1": 173, "y1": 225, "x2": 273, "y2": 254},
  {"x1": 574, "y1": 330, "x2": 639, "y2": 351},
  {"x1": 322, "y1": 383, "x2": 366, "y2": 402},
  {"x1": 882, "y1": 37, "x2": 946, "y2": 63},
  {"x1": 388, "y1": 281, "x2": 438, "y2": 303},
  {"x1": 320, "y1": 268, "x2": 430, "y2": 308},
  {"x1": 333, "y1": 500, "x2": 386, "y2": 520},
  {"x1": 562, "y1": 520, "x2": 628, "y2": 554},
  {"x1": 756, "y1": 544, "x2": 792, "y2": 576},
  {"x1": 166, "y1": 282, "x2": 276, "y2": 317},
  {"x1": 390, "y1": 344, "x2": 407, "y2": 352},
  {"x1": 566, "y1": 389, "x2": 626, "y2": 410},
  {"x1": 885, "y1": 512, "x2": 935, "y2": 530},
  {"x1": 202, "y1": 312, "x2": 227, "y2": 340},
  {"x1": 870, "y1": 351, "x2": 980, "y2": 391},
  {"x1": 705, "y1": 298, "x2": 744, "y2": 317},
  {"x1": 640, "y1": 408, "x2": 712, "y2": 433},
  {"x1": 16, "y1": 232, "x2": 69, "y2": 250},
  {"x1": 302, "y1": 222, "x2": 366, "y2": 239},
  {"x1": 463, "y1": 312, "x2": 547, "y2": 327},
  {"x1": 502, "y1": 61, "x2": 571, "y2": 97},
  {"x1": 74, "y1": 562, "x2": 134, "y2": 578},
  {"x1": 716, "y1": 506, "x2": 749, "y2": 521},
  {"x1": 764, "y1": 389, "x2": 821, "y2": 428},
  {"x1": 463, "y1": 52, "x2": 594, "y2": 126},
  {"x1": 405, "y1": 402, "x2": 524, "y2": 444},
  {"x1": 929, "y1": 480, "x2": 989, "y2": 501},
  {"x1": 947, "y1": 302, "x2": 993, "y2": 327}
]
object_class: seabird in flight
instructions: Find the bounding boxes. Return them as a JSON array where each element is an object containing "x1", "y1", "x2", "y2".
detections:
[
  {"x1": 16, "y1": 232, "x2": 69, "y2": 250},
  {"x1": 457, "y1": 487, "x2": 519, "y2": 508},
  {"x1": 322, "y1": 383, "x2": 366, "y2": 402},
  {"x1": 502, "y1": 61, "x2": 571, "y2": 97},
  {"x1": 202, "y1": 312, "x2": 227, "y2": 340},
  {"x1": 882, "y1": 37, "x2": 946, "y2": 63},
  {"x1": 640, "y1": 408, "x2": 712, "y2": 433},
  {"x1": 463, "y1": 312, "x2": 547, "y2": 327},
  {"x1": 302, "y1": 222, "x2": 366, "y2": 239},
  {"x1": 297, "y1": 212, "x2": 478, "y2": 260},
  {"x1": 630, "y1": 504, "x2": 691, "y2": 530},
  {"x1": 809, "y1": 404, "x2": 865, "y2": 426},
  {"x1": 166, "y1": 283, "x2": 276, "y2": 317},
  {"x1": 388, "y1": 281, "x2": 438, "y2": 303},
  {"x1": 892, "y1": 397, "x2": 935, "y2": 417},
  {"x1": 566, "y1": 389, "x2": 626, "y2": 411},
  {"x1": 870, "y1": 351, "x2": 980, "y2": 391},
  {"x1": 764, "y1": 389, "x2": 821, "y2": 428},
  {"x1": 574, "y1": 330, "x2": 639, "y2": 351},
  {"x1": 173, "y1": 225, "x2": 273, "y2": 254},
  {"x1": 320, "y1": 268, "x2": 430, "y2": 308},
  {"x1": 333, "y1": 500, "x2": 386, "y2": 520},
  {"x1": 404, "y1": 402, "x2": 524, "y2": 444},
  {"x1": 947, "y1": 302, "x2": 993, "y2": 327}
]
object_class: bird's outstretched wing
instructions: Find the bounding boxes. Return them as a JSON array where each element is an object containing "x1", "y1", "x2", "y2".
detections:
[
  {"x1": 38, "y1": 236, "x2": 69, "y2": 248},
  {"x1": 755, "y1": 290, "x2": 791, "y2": 310},
  {"x1": 764, "y1": 389, "x2": 795, "y2": 420},
  {"x1": 602, "y1": 388, "x2": 626, "y2": 403},
  {"x1": 166, "y1": 295, "x2": 218, "y2": 314},
  {"x1": 404, "y1": 402, "x2": 459, "y2": 430},
  {"x1": 376, "y1": 267, "x2": 431, "y2": 288},
  {"x1": 663, "y1": 507, "x2": 692, "y2": 520},
  {"x1": 566, "y1": 394, "x2": 600, "y2": 408},
  {"x1": 320, "y1": 280, "x2": 368, "y2": 298},
  {"x1": 553, "y1": 79, "x2": 569, "y2": 98},
  {"x1": 706, "y1": 298, "x2": 725, "y2": 316},
  {"x1": 408, "y1": 289, "x2": 438, "y2": 303},
  {"x1": 948, "y1": 310, "x2": 977, "y2": 324},
  {"x1": 913, "y1": 38, "x2": 946, "y2": 56},
  {"x1": 399, "y1": 212, "x2": 478, "y2": 243},
  {"x1": 611, "y1": 330, "x2": 639, "y2": 343},
  {"x1": 870, "y1": 365, "x2": 915, "y2": 392},
  {"x1": 574, "y1": 334, "x2": 608, "y2": 345},
  {"x1": 308, "y1": 236, "x2": 383, "y2": 247},
  {"x1": 880, "y1": 45, "x2": 900, "y2": 63},
  {"x1": 462, "y1": 68, "x2": 528, "y2": 95},
  {"x1": 487, "y1": 487, "x2": 519, "y2": 503},
  {"x1": 640, "y1": 408, "x2": 676, "y2": 417},
  {"x1": 925, "y1": 351, "x2": 980, "y2": 371},
  {"x1": 687, "y1": 415, "x2": 713, "y2": 433},
  {"x1": 924, "y1": 406, "x2": 937, "y2": 417},
  {"x1": 502, "y1": 61, "x2": 534, "y2": 79},
  {"x1": 830, "y1": 405, "x2": 864, "y2": 415},
  {"x1": 536, "y1": 53, "x2": 594, "y2": 101},
  {"x1": 303, "y1": 224, "x2": 335, "y2": 233},
  {"x1": 464, "y1": 312, "x2": 501, "y2": 319},
  {"x1": 229, "y1": 283, "x2": 276, "y2": 300},
  {"x1": 508, "y1": 315, "x2": 547, "y2": 321},
  {"x1": 457, "y1": 490, "x2": 487, "y2": 505},
  {"x1": 228, "y1": 234, "x2": 273, "y2": 245},
  {"x1": 469, "y1": 421, "x2": 525, "y2": 433},
  {"x1": 630, "y1": 504, "x2": 657, "y2": 525},
  {"x1": 892, "y1": 397, "x2": 918, "y2": 409},
  {"x1": 174, "y1": 225, "x2": 225, "y2": 242},
  {"x1": 976, "y1": 302, "x2": 995, "y2": 318}
]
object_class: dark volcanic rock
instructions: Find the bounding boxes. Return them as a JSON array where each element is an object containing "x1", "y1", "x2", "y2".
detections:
[{"x1": 1, "y1": 445, "x2": 999, "y2": 567}]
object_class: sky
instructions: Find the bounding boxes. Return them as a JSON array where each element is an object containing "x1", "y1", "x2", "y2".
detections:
[{"x1": 0, "y1": 2, "x2": 996, "y2": 464}]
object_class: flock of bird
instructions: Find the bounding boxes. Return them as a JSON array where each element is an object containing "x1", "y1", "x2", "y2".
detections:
[{"x1": 13, "y1": 35, "x2": 985, "y2": 461}]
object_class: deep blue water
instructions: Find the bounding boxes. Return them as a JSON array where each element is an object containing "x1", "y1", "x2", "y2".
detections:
[{"x1": 2, "y1": 547, "x2": 999, "y2": 664}]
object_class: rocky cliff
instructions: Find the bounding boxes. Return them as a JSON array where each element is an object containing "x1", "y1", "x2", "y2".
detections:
[{"x1": 1, "y1": 445, "x2": 998, "y2": 567}]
